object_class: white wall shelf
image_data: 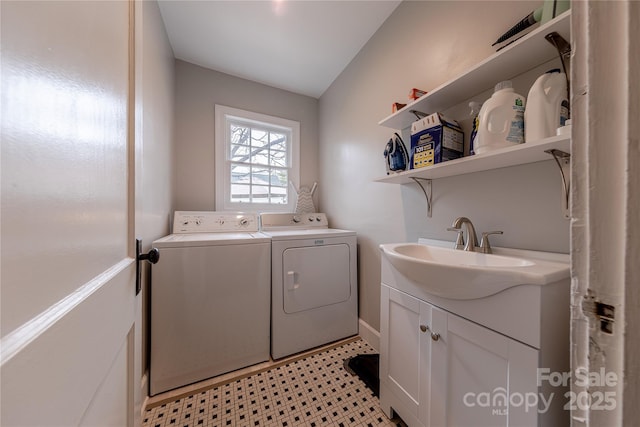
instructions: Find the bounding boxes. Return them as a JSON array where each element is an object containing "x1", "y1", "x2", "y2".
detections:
[
  {"x1": 375, "y1": 134, "x2": 570, "y2": 184},
  {"x1": 376, "y1": 10, "x2": 571, "y2": 218},
  {"x1": 378, "y1": 10, "x2": 571, "y2": 131}
]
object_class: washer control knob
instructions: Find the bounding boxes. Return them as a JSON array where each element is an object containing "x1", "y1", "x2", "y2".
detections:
[
  {"x1": 239, "y1": 218, "x2": 249, "y2": 226},
  {"x1": 292, "y1": 216, "x2": 301, "y2": 223},
  {"x1": 316, "y1": 216, "x2": 322, "y2": 222},
  {"x1": 308, "y1": 217, "x2": 314, "y2": 222}
]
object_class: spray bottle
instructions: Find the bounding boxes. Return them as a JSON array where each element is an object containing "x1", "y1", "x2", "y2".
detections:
[{"x1": 468, "y1": 101, "x2": 482, "y2": 155}]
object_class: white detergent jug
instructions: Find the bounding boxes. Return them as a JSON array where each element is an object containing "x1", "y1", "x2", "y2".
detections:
[
  {"x1": 525, "y1": 69, "x2": 569, "y2": 142},
  {"x1": 475, "y1": 81, "x2": 526, "y2": 155}
]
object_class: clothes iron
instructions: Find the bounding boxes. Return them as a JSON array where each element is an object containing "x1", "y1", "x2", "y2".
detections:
[{"x1": 383, "y1": 132, "x2": 409, "y2": 174}]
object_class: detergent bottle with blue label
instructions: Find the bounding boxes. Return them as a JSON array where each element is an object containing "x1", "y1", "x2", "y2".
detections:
[{"x1": 475, "y1": 80, "x2": 526, "y2": 155}]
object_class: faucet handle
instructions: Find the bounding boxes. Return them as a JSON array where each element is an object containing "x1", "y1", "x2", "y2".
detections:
[
  {"x1": 479, "y1": 231, "x2": 503, "y2": 254},
  {"x1": 447, "y1": 227, "x2": 465, "y2": 250}
]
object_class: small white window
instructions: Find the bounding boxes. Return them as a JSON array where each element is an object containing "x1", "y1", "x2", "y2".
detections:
[{"x1": 215, "y1": 105, "x2": 300, "y2": 212}]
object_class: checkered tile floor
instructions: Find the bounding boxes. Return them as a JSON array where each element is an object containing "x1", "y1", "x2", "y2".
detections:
[{"x1": 143, "y1": 339, "x2": 406, "y2": 427}]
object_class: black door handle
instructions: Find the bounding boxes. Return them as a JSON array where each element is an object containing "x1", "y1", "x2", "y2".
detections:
[
  {"x1": 139, "y1": 247, "x2": 160, "y2": 264},
  {"x1": 136, "y1": 238, "x2": 160, "y2": 295}
]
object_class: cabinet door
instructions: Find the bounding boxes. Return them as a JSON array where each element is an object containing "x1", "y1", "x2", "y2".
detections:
[
  {"x1": 380, "y1": 285, "x2": 422, "y2": 420},
  {"x1": 418, "y1": 301, "x2": 442, "y2": 425},
  {"x1": 427, "y1": 308, "x2": 539, "y2": 427}
]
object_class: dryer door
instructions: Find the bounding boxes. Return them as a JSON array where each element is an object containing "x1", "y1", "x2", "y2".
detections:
[{"x1": 282, "y1": 243, "x2": 351, "y2": 313}]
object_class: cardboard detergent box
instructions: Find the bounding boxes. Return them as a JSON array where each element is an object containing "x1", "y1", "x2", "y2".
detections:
[{"x1": 410, "y1": 113, "x2": 464, "y2": 169}]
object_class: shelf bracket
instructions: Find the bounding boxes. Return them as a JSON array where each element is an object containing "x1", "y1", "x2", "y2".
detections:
[
  {"x1": 545, "y1": 149, "x2": 571, "y2": 219},
  {"x1": 411, "y1": 177, "x2": 432, "y2": 218}
]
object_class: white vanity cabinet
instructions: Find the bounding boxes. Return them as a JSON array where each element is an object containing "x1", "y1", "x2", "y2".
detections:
[
  {"x1": 380, "y1": 252, "x2": 570, "y2": 427},
  {"x1": 381, "y1": 284, "x2": 539, "y2": 427}
]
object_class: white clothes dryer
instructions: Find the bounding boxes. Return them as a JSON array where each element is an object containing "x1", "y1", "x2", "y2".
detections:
[
  {"x1": 260, "y1": 213, "x2": 358, "y2": 359},
  {"x1": 150, "y1": 211, "x2": 271, "y2": 396}
]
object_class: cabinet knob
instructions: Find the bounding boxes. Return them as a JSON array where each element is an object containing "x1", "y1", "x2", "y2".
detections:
[{"x1": 420, "y1": 324, "x2": 440, "y2": 341}]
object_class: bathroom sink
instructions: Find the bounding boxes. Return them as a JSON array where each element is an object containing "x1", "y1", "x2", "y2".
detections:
[
  {"x1": 380, "y1": 242, "x2": 569, "y2": 300},
  {"x1": 392, "y1": 243, "x2": 534, "y2": 268}
]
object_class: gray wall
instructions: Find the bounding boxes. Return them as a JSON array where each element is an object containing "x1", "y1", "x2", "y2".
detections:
[
  {"x1": 173, "y1": 60, "x2": 320, "y2": 211},
  {"x1": 137, "y1": 0, "x2": 176, "y2": 386},
  {"x1": 318, "y1": 1, "x2": 570, "y2": 332}
]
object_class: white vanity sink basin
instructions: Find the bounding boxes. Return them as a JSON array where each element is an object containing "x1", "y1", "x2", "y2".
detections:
[
  {"x1": 380, "y1": 242, "x2": 569, "y2": 300},
  {"x1": 392, "y1": 243, "x2": 535, "y2": 268}
]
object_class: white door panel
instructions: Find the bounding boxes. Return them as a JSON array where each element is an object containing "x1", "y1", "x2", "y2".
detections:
[
  {"x1": 429, "y1": 307, "x2": 538, "y2": 427},
  {"x1": 282, "y1": 244, "x2": 351, "y2": 313},
  {"x1": 1, "y1": 262, "x2": 136, "y2": 425},
  {"x1": 0, "y1": 0, "x2": 130, "y2": 335},
  {"x1": 1, "y1": 1, "x2": 139, "y2": 425},
  {"x1": 81, "y1": 329, "x2": 132, "y2": 427},
  {"x1": 386, "y1": 287, "x2": 421, "y2": 412}
]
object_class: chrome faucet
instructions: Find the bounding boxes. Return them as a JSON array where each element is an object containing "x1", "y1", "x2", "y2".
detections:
[
  {"x1": 447, "y1": 217, "x2": 504, "y2": 253},
  {"x1": 447, "y1": 217, "x2": 478, "y2": 252},
  {"x1": 479, "y1": 230, "x2": 504, "y2": 254}
]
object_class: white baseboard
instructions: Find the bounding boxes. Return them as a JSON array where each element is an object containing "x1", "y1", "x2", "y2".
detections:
[{"x1": 358, "y1": 318, "x2": 380, "y2": 352}]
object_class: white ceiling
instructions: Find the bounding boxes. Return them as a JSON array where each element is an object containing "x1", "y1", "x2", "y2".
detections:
[{"x1": 157, "y1": 0, "x2": 401, "y2": 98}]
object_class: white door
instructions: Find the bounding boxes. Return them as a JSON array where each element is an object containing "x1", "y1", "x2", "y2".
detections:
[
  {"x1": 282, "y1": 244, "x2": 351, "y2": 313},
  {"x1": 379, "y1": 285, "x2": 422, "y2": 422},
  {"x1": 428, "y1": 308, "x2": 538, "y2": 427},
  {"x1": 1, "y1": 1, "x2": 141, "y2": 425}
]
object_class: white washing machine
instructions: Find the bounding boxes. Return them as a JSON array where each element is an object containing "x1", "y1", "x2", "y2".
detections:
[
  {"x1": 260, "y1": 213, "x2": 358, "y2": 359},
  {"x1": 150, "y1": 211, "x2": 271, "y2": 396}
]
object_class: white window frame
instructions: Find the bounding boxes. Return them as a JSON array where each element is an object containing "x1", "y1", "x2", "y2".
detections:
[{"x1": 215, "y1": 105, "x2": 300, "y2": 212}]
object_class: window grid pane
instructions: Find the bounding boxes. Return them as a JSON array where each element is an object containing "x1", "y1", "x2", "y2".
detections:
[{"x1": 228, "y1": 120, "x2": 290, "y2": 205}]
